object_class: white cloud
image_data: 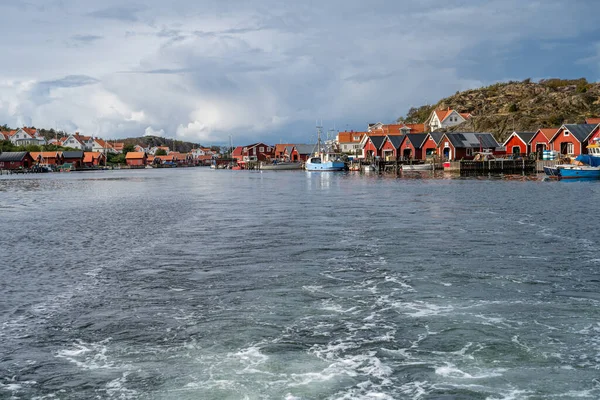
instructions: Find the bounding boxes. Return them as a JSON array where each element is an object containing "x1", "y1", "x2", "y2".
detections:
[
  {"x1": 0, "y1": 0, "x2": 598, "y2": 144},
  {"x1": 144, "y1": 126, "x2": 165, "y2": 136}
]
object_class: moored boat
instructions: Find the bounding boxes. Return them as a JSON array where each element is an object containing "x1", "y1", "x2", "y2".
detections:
[
  {"x1": 260, "y1": 161, "x2": 303, "y2": 170},
  {"x1": 305, "y1": 125, "x2": 345, "y2": 172},
  {"x1": 543, "y1": 164, "x2": 600, "y2": 179},
  {"x1": 402, "y1": 163, "x2": 433, "y2": 171}
]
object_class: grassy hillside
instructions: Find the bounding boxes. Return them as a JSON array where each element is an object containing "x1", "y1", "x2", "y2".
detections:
[{"x1": 401, "y1": 78, "x2": 600, "y2": 142}]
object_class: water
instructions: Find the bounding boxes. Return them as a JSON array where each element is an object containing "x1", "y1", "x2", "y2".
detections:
[{"x1": 1, "y1": 168, "x2": 600, "y2": 399}]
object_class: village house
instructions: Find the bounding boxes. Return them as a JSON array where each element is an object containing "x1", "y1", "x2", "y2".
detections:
[
  {"x1": 549, "y1": 124, "x2": 598, "y2": 157},
  {"x1": 240, "y1": 143, "x2": 274, "y2": 161},
  {"x1": 437, "y1": 132, "x2": 501, "y2": 160},
  {"x1": 30, "y1": 151, "x2": 64, "y2": 165},
  {"x1": 274, "y1": 144, "x2": 294, "y2": 160},
  {"x1": 366, "y1": 123, "x2": 425, "y2": 136},
  {"x1": 111, "y1": 142, "x2": 125, "y2": 153},
  {"x1": 153, "y1": 154, "x2": 176, "y2": 166},
  {"x1": 82, "y1": 152, "x2": 105, "y2": 167},
  {"x1": 398, "y1": 133, "x2": 428, "y2": 160},
  {"x1": 337, "y1": 131, "x2": 366, "y2": 156},
  {"x1": 8, "y1": 128, "x2": 46, "y2": 146},
  {"x1": 92, "y1": 138, "x2": 116, "y2": 155},
  {"x1": 125, "y1": 152, "x2": 147, "y2": 167},
  {"x1": 503, "y1": 132, "x2": 536, "y2": 157},
  {"x1": 0, "y1": 152, "x2": 35, "y2": 169},
  {"x1": 585, "y1": 118, "x2": 600, "y2": 125},
  {"x1": 379, "y1": 135, "x2": 403, "y2": 160},
  {"x1": 62, "y1": 133, "x2": 94, "y2": 151},
  {"x1": 148, "y1": 146, "x2": 170, "y2": 155},
  {"x1": 425, "y1": 108, "x2": 472, "y2": 131},
  {"x1": 288, "y1": 144, "x2": 314, "y2": 162},
  {"x1": 528, "y1": 128, "x2": 558, "y2": 159},
  {"x1": 360, "y1": 135, "x2": 386, "y2": 160},
  {"x1": 421, "y1": 132, "x2": 445, "y2": 159},
  {"x1": 61, "y1": 151, "x2": 84, "y2": 168}
]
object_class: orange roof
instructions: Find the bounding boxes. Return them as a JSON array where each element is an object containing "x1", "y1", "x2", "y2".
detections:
[
  {"x1": 536, "y1": 128, "x2": 558, "y2": 140},
  {"x1": 169, "y1": 152, "x2": 188, "y2": 161},
  {"x1": 434, "y1": 109, "x2": 471, "y2": 123},
  {"x1": 94, "y1": 138, "x2": 112, "y2": 148},
  {"x1": 154, "y1": 155, "x2": 174, "y2": 161},
  {"x1": 125, "y1": 152, "x2": 146, "y2": 159},
  {"x1": 232, "y1": 146, "x2": 243, "y2": 157},
  {"x1": 404, "y1": 123, "x2": 426, "y2": 133},
  {"x1": 6, "y1": 130, "x2": 17, "y2": 137},
  {"x1": 83, "y1": 152, "x2": 103, "y2": 162},
  {"x1": 586, "y1": 118, "x2": 600, "y2": 125},
  {"x1": 460, "y1": 113, "x2": 472, "y2": 120},
  {"x1": 22, "y1": 127, "x2": 37, "y2": 136},
  {"x1": 30, "y1": 152, "x2": 60, "y2": 159},
  {"x1": 112, "y1": 142, "x2": 124, "y2": 149},
  {"x1": 275, "y1": 144, "x2": 293, "y2": 154}
]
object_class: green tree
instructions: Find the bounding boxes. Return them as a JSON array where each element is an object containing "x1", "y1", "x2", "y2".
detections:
[
  {"x1": 155, "y1": 148, "x2": 167, "y2": 156},
  {"x1": 123, "y1": 144, "x2": 135, "y2": 154}
]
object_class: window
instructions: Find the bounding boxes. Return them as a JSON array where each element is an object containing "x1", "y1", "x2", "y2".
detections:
[
  {"x1": 354, "y1": 136, "x2": 360, "y2": 141},
  {"x1": 567, "y1": 143, "x2": 574, "y2": 154},
  {"x1": 259, "y1": 146, "x2": 264, "y2": 152},
  {"x1": 466, "y1": 148, "x2": 473, "y2": 156},
  {"x1": 564, "y1": 131, "x2": 569, "y2": 136}
]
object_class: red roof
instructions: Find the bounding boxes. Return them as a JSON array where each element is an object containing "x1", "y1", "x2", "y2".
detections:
[
  {"x1": 536, "y1": 128, "x2": 558, "y2": 140},
  {"x1": 586, "y1": 118, "x2": 600, "y2": 125},
  {"x1": 232, "y1": 146, "x2": 243, "y2": 157}
]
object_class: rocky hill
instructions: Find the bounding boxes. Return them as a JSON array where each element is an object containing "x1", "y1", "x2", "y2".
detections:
[{"x1": 401, "y1": 78, "x2": 600, "y2": 142}]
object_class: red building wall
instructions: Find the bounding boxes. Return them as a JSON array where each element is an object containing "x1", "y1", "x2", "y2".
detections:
[
  {"x1": 552, "y1": 129, "x2": 583, "y2": 156},
  {"x1": 504, "y1": 136, "x2": 528, "y2": 156},
  {"x1": 126, "y1": 159, "x2": 145, "y2": 166},
  {"x1": 422, "y1": 137, "x2": 437, "y2": 160},
  {"x1": 399, "y1": 138, "x2": 423, "y2": 160},
  {"x1": 530, "y1": 132, "x2": 550, "y2": 156},
  {"x1": 380, "y1": 140, "x2": 397, "y2": 159},
  {"x1": 363, "y1": 140, "x2": 380, "y2": 159}
]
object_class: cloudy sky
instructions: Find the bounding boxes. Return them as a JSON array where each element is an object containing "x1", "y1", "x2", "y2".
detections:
[{"x1": 0, "y1": 0, "x2": 599, "y2": 145}]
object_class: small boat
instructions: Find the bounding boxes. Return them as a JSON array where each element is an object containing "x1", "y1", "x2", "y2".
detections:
[
  {"x1": 543, "y1": 164, "x2": 600, "y2": 179},
  {"x1": 363, "y1": 164, "x2": 376, "y2": 172},
  {"x1": 305, "y1": 125, "x2": 345, "y2": 172},
  {"x1": 402, "y1": 163, "x2": 433, "y2": 171},
  {"x1": 260, "y1": 161, "x2": 303, "y2": 170}
]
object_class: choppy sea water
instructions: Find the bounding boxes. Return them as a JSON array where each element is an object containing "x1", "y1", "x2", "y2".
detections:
[{"x1": 1, "y1": 168, "x2": 600, "y2": 399}]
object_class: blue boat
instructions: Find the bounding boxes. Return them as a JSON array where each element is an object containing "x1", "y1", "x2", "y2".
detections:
[
  {"x1": 305, "y1": 125, "x2": 346, "y2": 172},
  {"x1": 543, "y1": 164, "x2": 600, "y2": 179}
]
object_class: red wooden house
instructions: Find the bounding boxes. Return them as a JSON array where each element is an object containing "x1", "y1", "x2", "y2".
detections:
[
  {"x1": 528, "y1": 128, "x2": 557, "y2": 158},
  {"x1": 549, "y1": 124, "x2": 597, "y2": 157},
  {"x1": 0, "y1": 152, "x2": 34, "y2": 169},
  {"x1": 422, "y1": 132, "x2": 444, "y2": 159},
  {"x1": 30, "y1": 151, "x2": 64, "y2": 165},
  {"x1": 240, "y1": 143, "x2": 274, "y2": 161},
  {"x1": 125, "y1": 152, "x2": 147, "y2": 167},
  {"x1": 437, "y1": 133, "x2": 501, "y2": 160},
  {"x1": 398, "y1": 134, "x2": 428, "y2": 160},
  {"x1": 83, "y1": 152, "x2": 106, "y2": 167},
  {"x1": 232, "y1": 146, "x2": 244, "y2": 163},
  {"x1": 380, "y1": 135, "x2": 403, "y2": 160},
  {"x1": 61, "y1": 151, "x2": 84, "y2": 168},
  {"x1": 360, "y1": 135, "x2": 385, "y2": 159},
  {"x1": 289, "y1": 144, "x2": 314, "y2": 162},
  {"x1": 502, "y1": 132, "x2": 536, "y2": 157}
]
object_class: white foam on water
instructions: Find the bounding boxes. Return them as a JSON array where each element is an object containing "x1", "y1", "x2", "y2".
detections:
[
  {"x1": 104, "y1": 372, "x2": 138, "y2": 399},
  {"x1": 395, "y1": 301, "x2": 454, "y2": 317},
  {"x1": 435, "y1": 363, "x2": 506, "y2": 379},
  {"x1": 302, "y1": 285, "x2": 324, "y2": 293},
  {"x1": 485, "y1": 389, "x2": 533, "y2": 400},
  {"x1": 56, "y1": 339, "x2": 123, "y2": 371},
  {"x1": 320, "y1": 300, "x2": 359, "y2": 314},
  {"x1": 229, "y1": 344, "x2": 269, "y2": 367},
  {"x1": 383, "y1": 276, "x2": 414, "y2": 291},
  {"x1": 398, "y1": 381, "x2": 429, "y2": 399},
  {"x1": 511, "y1": 335, "x2": 532, "y2": 352}
]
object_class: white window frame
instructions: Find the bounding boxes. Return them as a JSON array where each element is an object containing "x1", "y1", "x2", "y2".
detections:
[
  {"x1": 259, "y1": 146, "x2": 264, "y2": 152},
  {"x1": 466, "y1": 148, "x2": 473, "y2": 156},
  {"x1": 564, "y1": 131, "x2": 569, "y2": 136}
]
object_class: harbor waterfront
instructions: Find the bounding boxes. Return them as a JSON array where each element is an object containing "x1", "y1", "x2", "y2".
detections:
[{"x1": 2, "y1": 168, "x2": 600, "y2": 399}]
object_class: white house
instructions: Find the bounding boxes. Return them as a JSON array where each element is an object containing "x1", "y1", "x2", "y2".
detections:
[
  {"x1": 425, "y1": 108, "x2": 472, "y2": 131},
  {"x1": 9, "y1": 128, "x2": 46, "y2": 146},
  {"x1": 92, "y1": 138, "x2": 116, "y2": 155},
  {"x1": 63, "y1": 133, "x2": 94, "y2": 151}
]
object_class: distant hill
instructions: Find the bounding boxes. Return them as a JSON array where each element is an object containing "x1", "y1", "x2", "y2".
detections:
[
  {"x1": 400, "y1": 78, "x2": 600, "y2": 142},
  {"x1": 119, "y1": 136, "x2": 211, "y2": 153}
]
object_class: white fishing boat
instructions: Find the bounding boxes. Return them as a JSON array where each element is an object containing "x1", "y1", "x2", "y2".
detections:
[{"x1": 305, "y1": 125, "x2": 345, "y2": 172}]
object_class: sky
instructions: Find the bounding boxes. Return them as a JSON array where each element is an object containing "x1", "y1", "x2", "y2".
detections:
[{"x1": 0, "y1": 0, "x2": 599, "y2": 145}]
